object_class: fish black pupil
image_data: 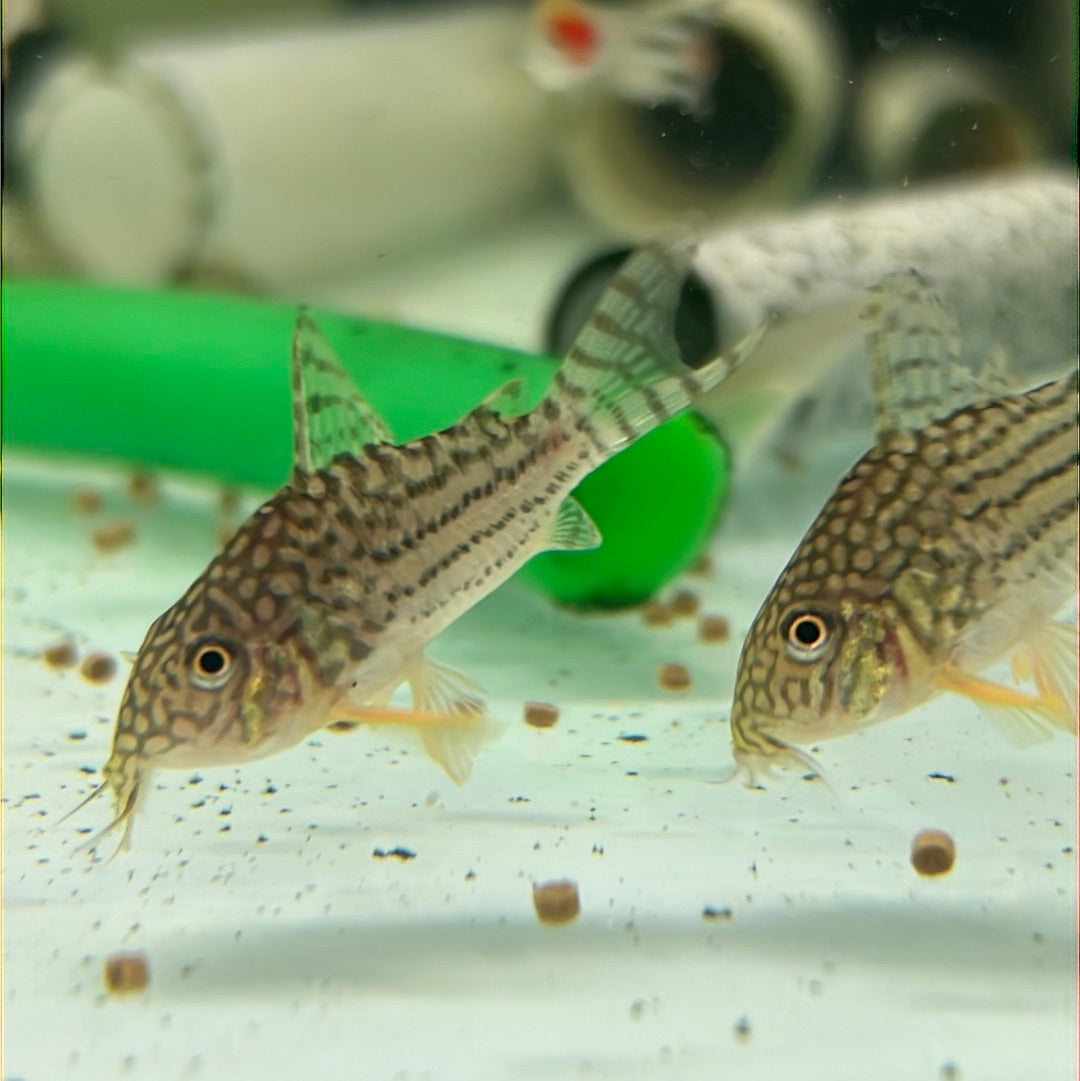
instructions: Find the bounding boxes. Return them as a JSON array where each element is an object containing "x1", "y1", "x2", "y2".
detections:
[
  {"x1": 793, "y1": 617, "x2": 822, "y2": 647},
  {"x1": 198, "y1": 648, "x2": 226, "y2": 674}
]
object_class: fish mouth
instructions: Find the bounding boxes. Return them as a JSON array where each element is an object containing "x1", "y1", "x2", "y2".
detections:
[
  {"x1": 729, "y1": 695, "x2": 836, "y2": 778},
  {"x1": 729, "y1": 698, "x2": 791, "y2": 758},
  {"x1": 729, "y1": 722, "x2": 826, "y2": 788}
]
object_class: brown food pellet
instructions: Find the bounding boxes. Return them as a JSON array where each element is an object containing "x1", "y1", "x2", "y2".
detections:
[
  {"x1": 532, "y1": 879, "x2": 580, "y2": 924},
  {"x1": 326, "y1": 720, "x2": 360, "y2": 733},
  {"x1": 524, "y1": 701, "x2": 560, "y2": 728},
  {"x1": 657, "y1": 662, "x2": 692, "y2": 692},
  {"x1": 43, "y1": 639, "x2": 79, "y2": 670},
  {"x1": 698, "y1": 615, "x2": 730, "y2": 644},
  {"x1": 219, "y1": 487, "x2": 241, "y2": 515},
  {"x1": 80, "y1": 652, "x2": 117, "y2": 685},
  {"x1": 641, "y1": 601, "x2": 674, "y2": 627},
  {"x1": 127, "y1": 471, "x2": 160, "y2": 505},
  {"x1": 774, "y1": 448, "x2": 803, "y2": 473},
  {"x1": 669, "y1": 590, "x2": 699, "y2": 617},
  {"x1": 689, "y1": 553, "x2": 712, "y2": 577},
  {"x1": 911, "y1": 828, "x2": 956, "y2": 876},
  {"x1": 91, "y1": 519, "x2": 136, "y2": 553},
  {"x1": 72, "y1": 488, "x2": 104, "y2": 514},
  {"x1": 104, "y1": 952, "x2": 150, "y2": 994}
]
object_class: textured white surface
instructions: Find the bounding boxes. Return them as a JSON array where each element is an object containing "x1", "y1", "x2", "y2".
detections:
[
  {"x1": 692, "y1": 170, "x2": 1078, "y2": 367},
  {"x1": 691, "y1": 170, "x2": 1080, "y2": 461},
  {"x1": 3, "y1": 441, "x2": 1076, "y2": 1081}
]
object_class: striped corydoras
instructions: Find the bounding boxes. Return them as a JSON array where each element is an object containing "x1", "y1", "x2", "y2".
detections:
[
  {"x1": 730, "y1": 271, "x2": 1078, "y2": 782},
  {"x1": 72, "y1": 244, "x2": 765, "y2": 851}
]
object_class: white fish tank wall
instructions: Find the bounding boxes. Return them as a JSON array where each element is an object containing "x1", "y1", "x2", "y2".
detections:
[{"x1": 3, "y1": 2, "x2": 1076, "y2": 1079}]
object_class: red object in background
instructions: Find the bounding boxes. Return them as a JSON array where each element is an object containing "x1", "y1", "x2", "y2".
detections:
[{"x1": 547, "y1": 6, "x2": 601, "y2": 66}]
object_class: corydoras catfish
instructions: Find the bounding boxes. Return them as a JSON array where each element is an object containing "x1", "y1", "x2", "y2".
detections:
[
  {"x1": 729, "y1": 270, "x2": 1078, "y2": 782},
  {"x1": 71, "y1": 244, "x2": 766, "y2": 851}
]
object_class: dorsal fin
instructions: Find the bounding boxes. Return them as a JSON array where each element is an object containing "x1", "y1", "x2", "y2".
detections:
[
  {"x1": 291, "y1": 310, "x2": 396, "y2": 475},
  {"x1": 862, "y1": 270, "x2": 970, "y2": 437}
]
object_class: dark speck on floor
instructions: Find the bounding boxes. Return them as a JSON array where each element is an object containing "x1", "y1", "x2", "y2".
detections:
[
  {"x1": 702, "y1": 906, "x2": 733, "y2": 921},
  {"x1": 373, "y1": 846, "x2": 416, "y2": 861}
]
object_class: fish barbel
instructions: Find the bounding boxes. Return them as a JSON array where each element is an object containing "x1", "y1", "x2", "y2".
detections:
[
  {"x1": 730, "y1": 270, "x2": 1078, "y2": 782},
  {"x1": 70, "y1": 244, "x2": 766, "y2": 851}
]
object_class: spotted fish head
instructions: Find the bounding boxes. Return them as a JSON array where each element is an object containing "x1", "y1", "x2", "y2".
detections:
[
  {"x1": 729, "y1": 588, "x2": 912, "y2": 781},
  {"x1": 93, "y1": 550, "x2": 332, "y2": 851}
]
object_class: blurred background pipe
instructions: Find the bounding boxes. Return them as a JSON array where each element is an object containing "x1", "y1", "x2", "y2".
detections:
[
  {"x1": 546, "y1": 170, "x2": 1078, "y2": 466},
  {"x1": 10, "y1": 8, "x2": 555, "y2": 288},
  {"x1": 852, "y1": 46, "x2": 1049, "y2": 185},
  {"x1": 551, "y1": 0, "x2": 843, "y2": 237},
  {"x1": 42, "y1": 0, "x2": 339, "y2": 49},
  {"x1": 1020, "y1": 0, "x2": 1075, "y2": 153}
]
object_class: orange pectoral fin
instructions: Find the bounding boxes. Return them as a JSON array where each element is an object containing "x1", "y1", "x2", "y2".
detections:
[
  {"x1": 325, "y1": 703, "x2": 501, "y2": 786},
  {"x1": 327, "y1": 704, "x2": 452, "y2": 729},
  {"x1": 934, "y1": 663, "x2": 1075, "y2": 745}
]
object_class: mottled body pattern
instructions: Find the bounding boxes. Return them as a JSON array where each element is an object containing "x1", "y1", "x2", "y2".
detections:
[
  {"x1": 731, "y1": 272, "x2": 1078, "y2": 779},
  {"x1": 76, "y1": 244, "x2": 767, "y2": 849}
]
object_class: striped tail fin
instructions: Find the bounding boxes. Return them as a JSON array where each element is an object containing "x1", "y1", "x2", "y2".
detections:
[{"x1": 544, "y1": 243, "x2": 768, "y2": 462}]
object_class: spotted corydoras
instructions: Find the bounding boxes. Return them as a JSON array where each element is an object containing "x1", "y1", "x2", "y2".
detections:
[
  {"x1": 70, "y1": 244, "x2": 767, "y2": 851},
  {"x1": 730, "y1": 270, "x2": 1078, "y2": 783}
]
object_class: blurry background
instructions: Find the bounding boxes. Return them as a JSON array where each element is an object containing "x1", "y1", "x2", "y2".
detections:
[
  {"x1": 3, "y1": 8, "x2": 1076, "y2": 1081},
  {"x1": 3, "y1": 0, "x2": 1075, "y2": 349}
]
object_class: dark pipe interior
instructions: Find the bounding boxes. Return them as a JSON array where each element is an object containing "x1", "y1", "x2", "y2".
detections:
[{"x1": 626, "y1": 30, "x2": 794, "y2": 188}]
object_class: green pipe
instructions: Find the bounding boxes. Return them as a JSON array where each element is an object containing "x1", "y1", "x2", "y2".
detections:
[{"x1": 2, "y1": 279, "x2": 729, "y2": 606}]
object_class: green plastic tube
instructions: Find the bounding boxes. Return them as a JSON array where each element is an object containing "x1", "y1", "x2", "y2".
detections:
[{"x1": 2, "y1": 279, "x2": 729, "y2": 606}]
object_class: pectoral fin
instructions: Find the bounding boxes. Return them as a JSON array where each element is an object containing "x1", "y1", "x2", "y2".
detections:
[
  {"x1": 406, "y1": 656, "x2": 486, "y2": 717},
  {"x1": 326, "y1": 704, "x2": 446, "y2": 731},
  {"x1": 331, "y1": 656, "x2": 496, "y2": 784},
  {"x1": 933, "y1": 657, "x2": 1075, "y2": 746},
  {"x1": 1007, "y1": 620, "x2": 1077, "y2": 733},
  {"x1": 408, "y1": 656, "x2": 497, "y2": 783},
  {"x1": 328, "y1": 697, "x2": 498, "y2": 786}
]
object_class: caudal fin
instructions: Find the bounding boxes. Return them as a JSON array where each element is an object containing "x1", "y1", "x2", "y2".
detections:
[{"x1": 544, "y1": 243, "x2": 768, "y2": 465}]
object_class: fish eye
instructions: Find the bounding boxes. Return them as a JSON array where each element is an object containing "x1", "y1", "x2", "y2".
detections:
[
  {"x1": 781, "y1": 610, "x2": 831, "y2": 661},
  {"x1": 188, "y1": 639, "x2": 237, "y2": 689}
]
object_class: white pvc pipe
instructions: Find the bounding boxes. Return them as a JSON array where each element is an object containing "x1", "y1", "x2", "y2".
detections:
[
  {"x1": 14, "y1": 9, "x2": 554, "y2": 287},
  {"x1": 553, "y1": 0, "x2": 842, "y2": 237},
  {"x1": 687, "y1": 169, "x2": 1078, "y2": 463},
  {"x1": 852, "y1": 46, "x2": 1048, "y2": 186}
]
